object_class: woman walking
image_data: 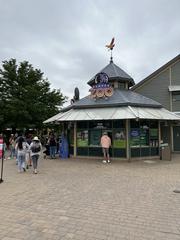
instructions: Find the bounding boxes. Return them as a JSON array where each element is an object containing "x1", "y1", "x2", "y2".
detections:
[
  {"x1": 15, "y1": 137, "x2": 29, "y2": 173},
  {"x1": 8, "y1": 134, "x2": 16, "y2": 160},
  {"x1": 30, "y1": 136, "x2": 42, "y2": 174},
  {"x1": 48, "y1": 134, "x2": 57, "y2": 159}
]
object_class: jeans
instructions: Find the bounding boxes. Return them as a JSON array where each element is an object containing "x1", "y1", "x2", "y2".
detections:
[
  {"x1": 18, "y1": 154, "x2": 26, "y2": 171},
  {"x1": 49, "y1": 146, "x2": 56, "y2": 158},
  {"x1": 31, "y1": 154, "x2": 39, "y2": 170},
  {"x1": 10, "y1": 146, "x2": 16, "y2": 158}
]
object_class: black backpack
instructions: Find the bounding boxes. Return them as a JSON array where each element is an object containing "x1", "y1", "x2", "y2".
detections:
[{"x1": 31, "y1": 142, "x2": 40, "y2": 153}]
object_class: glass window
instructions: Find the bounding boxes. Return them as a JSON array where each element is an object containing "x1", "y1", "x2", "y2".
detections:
[
  {"x1": 69, "y1": 129, "x2": 74, "y2": 146},
  {"x1": 140, "y1": 128, "x2": 149, "y2": 146},
  {"x1": 130, "y1": 128, "x2": 140, "y2": 147},
  {"x1": 89, "y1": 129, "x2": 101, "y2": 147},
  {"x1": 77, "y1": 121, "x2": 88, "y2": 129},
  {"x1": 149, "y1": 120, "x2": 159, "y2": 147},
  {"x1": 150, "y1": 120, "x2": 158, "y2": 128},
  {"x1": 130, "y1": 119, "x2": 140, "y2": 128},
  {"x1": 77, "y1": 130, "x2": 88, "y2": 147},
  {"x1": 118, "y1": 82, "x2": 126, "y2": 89},
  {"x1": 172, "y1": 91, "x2": 180, "y2": 101},
  {"x1": 113, "y1": 120, "x2": 125, "y2": 128},
  {"x1": 89, "y1": 120, "x2": 112, "y2": 129},
  {"x1": 113, "y1": 129, "x2": 126, "y2": 148},
  {"x1": 140, "y1": 120, "x2": 149, "y2": 147}
]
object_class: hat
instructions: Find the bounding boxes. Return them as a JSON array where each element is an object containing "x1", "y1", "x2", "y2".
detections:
[
  {"x1": 103, "y1": 132, "x2": 108, "y2": 135},
  {"x1": 33, "y1": 136, "x2": 39, "y2": 141}
]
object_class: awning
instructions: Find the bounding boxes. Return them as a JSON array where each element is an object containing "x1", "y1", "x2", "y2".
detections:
[
  {"x1": 43, "y1": 112, "x2": 65, "y2": 123},
  {"x1": 168, "y1": 86, "x2": 180, "y2": 92},
  {"x1": 43, "y1": 106, "x2": 180, "y2": 123}
]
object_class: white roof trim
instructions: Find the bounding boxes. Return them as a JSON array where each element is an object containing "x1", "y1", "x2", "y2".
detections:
[
  {"x1": 168, "y1": 86, "x2": 180, "y2": 92},
  {"x1": 43, "y1": 111, "x2": 66, "y2": 123},
  {"x1": 43, "y1": 106, "x2": 180, "y2": 123}
]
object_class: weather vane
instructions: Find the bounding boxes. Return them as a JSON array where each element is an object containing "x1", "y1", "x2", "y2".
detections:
[{"x1": 105, "y1": 37, "x2": 115, "y2": 63}]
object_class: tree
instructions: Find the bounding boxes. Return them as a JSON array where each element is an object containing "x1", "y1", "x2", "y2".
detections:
[{"x1": 0, "y1": 59, "x2": 67, "y2": 131}]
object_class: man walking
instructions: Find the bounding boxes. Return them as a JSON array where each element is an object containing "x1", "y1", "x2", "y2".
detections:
[{"x1": 100, "y1": 132, "x2": 111, "y2": 163}]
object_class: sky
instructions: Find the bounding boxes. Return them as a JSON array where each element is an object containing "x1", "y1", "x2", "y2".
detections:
[{"x1": 0, "y1": 0, "x2": 180, "y2": 106}]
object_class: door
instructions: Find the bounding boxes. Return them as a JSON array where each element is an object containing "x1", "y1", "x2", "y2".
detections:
[{"x1": 173, "y1": 126, "x2": 180, "y2": 151}]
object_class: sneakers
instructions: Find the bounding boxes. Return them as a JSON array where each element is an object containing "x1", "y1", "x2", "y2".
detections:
[
  {"x1": 34, "y1": 169, "x2": 37, "y2": 174},
  {"x1": 102, "y1": 160, "x2": 111, "y2": 163}
]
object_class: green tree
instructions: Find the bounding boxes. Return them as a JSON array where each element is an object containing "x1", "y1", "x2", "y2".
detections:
[{"x1": 0, "y1": 59, "x2": 67, "y2": 131}]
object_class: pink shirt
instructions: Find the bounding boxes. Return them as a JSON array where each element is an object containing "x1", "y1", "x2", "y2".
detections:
[{"x1": 100, "y1": 135, "x2": 111, "y2": 148}]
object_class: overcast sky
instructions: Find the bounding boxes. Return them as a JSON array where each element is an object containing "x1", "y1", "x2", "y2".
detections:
[{"x1": 0, "y1": 0, "x2": 180, "y2": 105}]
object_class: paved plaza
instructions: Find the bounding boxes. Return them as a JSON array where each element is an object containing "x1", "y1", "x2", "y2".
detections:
[{"x1": 0, "y1": 155, "x2": 180, "y2": 240}]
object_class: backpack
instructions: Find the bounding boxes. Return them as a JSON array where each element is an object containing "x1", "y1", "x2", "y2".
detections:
[{"x1": 31, "y1": 142, "x2": 40, "y2": 153}]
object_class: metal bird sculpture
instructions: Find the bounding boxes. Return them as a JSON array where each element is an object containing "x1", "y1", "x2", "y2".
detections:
[{"x1": 105, "y1": 37, "x2": 115, "y2": 50}]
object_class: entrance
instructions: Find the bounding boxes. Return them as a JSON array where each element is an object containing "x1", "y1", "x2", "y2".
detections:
[{"x1": 173, "y1": 126, "x2": 180, "y2": 151}]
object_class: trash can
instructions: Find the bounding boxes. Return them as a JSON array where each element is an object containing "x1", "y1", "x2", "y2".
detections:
[{"x1": 160, "y1": 143, "x2": 171, "y2": 161}]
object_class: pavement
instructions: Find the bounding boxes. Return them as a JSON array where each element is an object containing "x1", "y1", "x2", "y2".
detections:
[{"x1": 0, "y1": 154, "x2": 180, "y2": 240}]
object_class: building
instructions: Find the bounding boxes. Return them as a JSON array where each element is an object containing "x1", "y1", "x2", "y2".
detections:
[
  {"x1": 132, "y1": 54, "x2": 180, "y2": 151},
  {"x1": 44, "y1": 56, "x2": 180, "y2": 160}
]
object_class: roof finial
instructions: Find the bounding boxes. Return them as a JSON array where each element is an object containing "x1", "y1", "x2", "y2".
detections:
[{"x1": 105, "y1": 37, "x2": 115, "y2": 63}]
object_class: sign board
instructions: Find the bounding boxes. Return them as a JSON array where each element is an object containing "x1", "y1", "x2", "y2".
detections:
[{"x1": 89, "y1": 72, "x2": 114, "y2": 99}]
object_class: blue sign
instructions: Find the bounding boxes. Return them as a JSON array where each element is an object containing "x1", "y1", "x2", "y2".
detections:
[{"x1": 131, "y1": 130, "x2": 139, "y2": 137}]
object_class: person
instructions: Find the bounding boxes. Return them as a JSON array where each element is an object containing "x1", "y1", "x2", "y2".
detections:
[
  {"x1": 8, "y1": 134, "x2": 16, "y2": 160},
  {"x1": 100, "y1": 132, "x2": 111, "y2": 163},
  {"x1": 25, "y1": 134, "x2": 32, "y2": 168},
  {"x1": 48, "y1": 134, "x2": 57, "y2": 159},
  {"x1": 15, "y1": 136, "x2": 29, "y2": 173},
  {"x1": 0, "y1": 134, "x2": 6, "y2": 160},
  {"x1": 29, "y1": 136, "x2": 42, "y2": 174}
]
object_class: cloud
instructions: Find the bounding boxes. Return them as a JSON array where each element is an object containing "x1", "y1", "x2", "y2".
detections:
[{"x1": 0, "y1": 0, "x2": 180, "y2": 106}]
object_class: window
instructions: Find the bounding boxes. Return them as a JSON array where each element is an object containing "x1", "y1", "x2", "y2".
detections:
[
  {"x1": 172, "y1": 91, "x2": 180, "y2": 101},
  {"x1": 113, "y1": 129, "x2": 126, "y2": 148},
  {"x1": 77, "y1": 121, "x2": 88, "y2": 129},
  {"x1": 89, "y1": 129, "x2": 101, "y2": 147},
  {"x1": 118, "y1": 82, "x2": 126, "y2": 89},
  {"x1": 77, "y1": 130, "x2": 88, "y2": 147}
]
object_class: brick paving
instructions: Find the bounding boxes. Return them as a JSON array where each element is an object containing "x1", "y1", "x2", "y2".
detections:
[{"x1": 0, "y1": 155, "x2": 180, "y2": 240}]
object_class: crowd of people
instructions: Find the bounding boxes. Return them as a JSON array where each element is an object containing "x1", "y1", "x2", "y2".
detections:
[
  {"x1": 0, "y1": 132, "x2": 65, "y2": 174},
  {"x1": 0, "y1": 131, "x2": 112, "y2": 175}
]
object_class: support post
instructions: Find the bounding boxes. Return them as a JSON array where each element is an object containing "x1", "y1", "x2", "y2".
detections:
[
  {"x1": 73, "y1": 122, "x2": 77, "y2": 157},
  {"x1": 126, "y1": 119, "x2": 130, "y2": 162}
]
